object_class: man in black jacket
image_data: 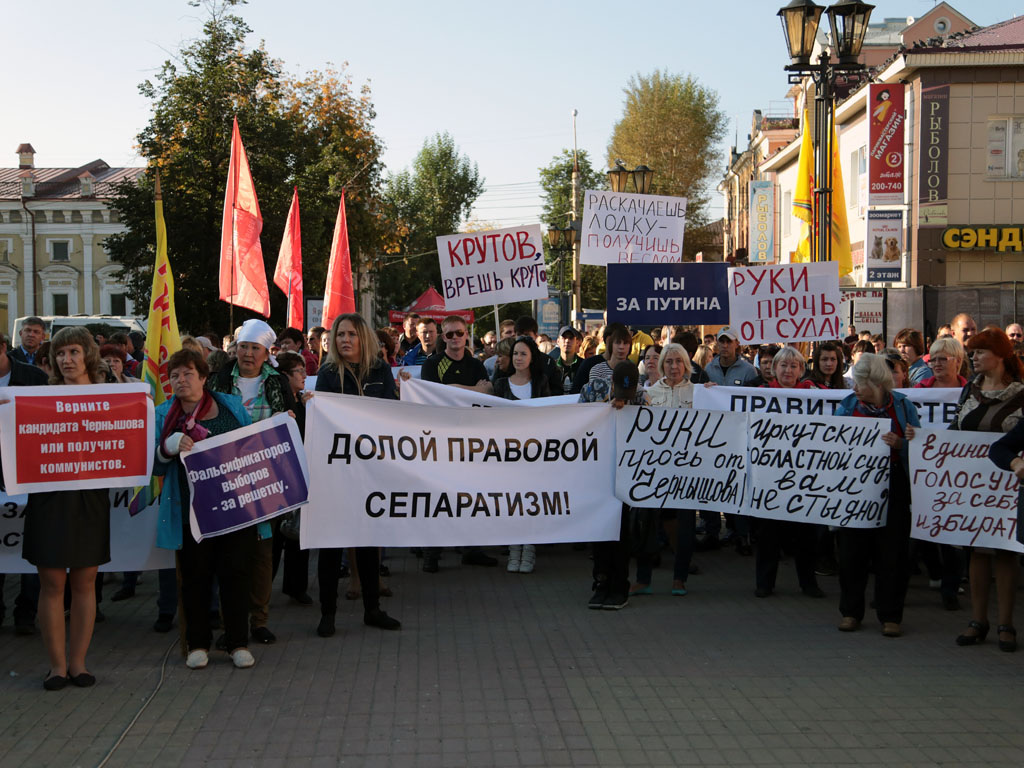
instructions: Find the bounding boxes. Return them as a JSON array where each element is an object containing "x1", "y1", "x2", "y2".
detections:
[
  {"x1": 0, "y1": 332, "x2": 47, "y2": 634},
  {"x1": 9, "y1": 317, "x2": 45, "y2": 366}
]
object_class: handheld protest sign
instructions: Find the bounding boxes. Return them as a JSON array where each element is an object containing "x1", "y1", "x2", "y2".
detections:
[
  {"x1": 0, "y1": 384, "x2": 154, "y2": 494},
  {"x1": 182, "y1": 412, "x2": 309, "y2": 541},
  {"x1": 743, "y1": 412, "x2": 891, "y2": 528},
  {"x1": 302, "y1": 394, "x2": 619, "y2": 549},
  {"x1": 909, "y1": 429, "x2": 1023, "y2": 552},
  {"x1": 615, "y1": 406, "x2": 747, "y2": 512},
  {"x1": 726, "y1": 262, "x2": 841, "y2": 344},
  {"x1": 580, "y1": 190, "x2": 687, "y2": 265},
  {"x1": 437, "y1": 224, "x2": 547, "y2": 311},
  {"x1": 606, "y1": 263, "x2": 729, "y2": 326}
]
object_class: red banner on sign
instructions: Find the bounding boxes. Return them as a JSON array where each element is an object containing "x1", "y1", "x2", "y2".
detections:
[
  {"x1": 868, "y1": 84, "x2": 905, "y2": 206},
  {"x1": 0, "y1": 384, "x2": 155, "y2": 493}
]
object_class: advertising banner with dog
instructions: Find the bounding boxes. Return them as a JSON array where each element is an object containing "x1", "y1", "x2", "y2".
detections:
[{"x1": 866, "y1": 210, "x2": 903, "y2": 283}]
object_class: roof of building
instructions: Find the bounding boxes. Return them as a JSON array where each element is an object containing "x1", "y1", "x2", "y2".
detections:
[
  {"x1": 0, "y1": 159, "x2": 143, "y2": 200},
  {"x1": 908, "y1": 14, "x2": 1024, "y2": 51}
]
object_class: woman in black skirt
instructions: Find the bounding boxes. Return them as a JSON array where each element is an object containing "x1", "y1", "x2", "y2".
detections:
[{"x1": 22, "y1": 327, "x2": 110, "y2": 690}]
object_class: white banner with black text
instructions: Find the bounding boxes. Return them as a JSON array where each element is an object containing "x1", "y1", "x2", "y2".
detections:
[
  {"x1": 400, "y1": 377, "x2": 578, "y2": 407},
  {"x1": 302, "y1": 394, "x2": 620, "y2": 548}
]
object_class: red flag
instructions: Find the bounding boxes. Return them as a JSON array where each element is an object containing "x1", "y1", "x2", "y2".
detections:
[
  {"x1": 219, "y1": 116, "x2": 270, "y2": 317},
  {"x1": 322, "y1": 190, "x2": 355, "y2": 329},
  {"x1": 274, "y1": 187, "x2": 303, "y2": 330}
]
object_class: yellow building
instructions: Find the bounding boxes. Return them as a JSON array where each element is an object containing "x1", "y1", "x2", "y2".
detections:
[{"x1": 0, "y1": 144, "x2": 143, "y2": 334}]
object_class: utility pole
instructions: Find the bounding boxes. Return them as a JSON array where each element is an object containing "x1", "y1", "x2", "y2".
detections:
[{"x1": 570, "y1": 108, "x2": 581, "y2": 328}]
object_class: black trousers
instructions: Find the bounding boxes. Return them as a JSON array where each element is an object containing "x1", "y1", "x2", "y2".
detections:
[
  {"x1": 837, "y1": 466, "x2": 911, "y2": 624},
  {"x1": 179, "y1": 523, "x2": 252, "y2": 652},
  {"x1": 272, "y1": 532, "x2": 309, "y2": 597},
  {"x1": 318, "y1": 547, "x2": 379, "y2": 616},
  {"x1": 592, "y1": 504, "x2": 630, "y2": 595},
  {"x1": 755, "y1": 519, "x2": 818, "y2": 592}
]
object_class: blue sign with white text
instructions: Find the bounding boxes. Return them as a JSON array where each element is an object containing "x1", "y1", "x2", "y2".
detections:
[{"x1": 606, "y1": 263, "x2": 730, "y2": 326}]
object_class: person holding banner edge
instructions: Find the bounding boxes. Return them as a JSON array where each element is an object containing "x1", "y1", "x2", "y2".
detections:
[
  {"x1": 948, "y1": 327, "x2": 1024, "y2": 652},
  {"x1": 634, "y1": 343, "x2": 698, "y2": 597},
  {"x1": 493, "y1": 334, "x2": 552, "y2": 573},
  {"x1": 154, "y1": 348, "x2": 258, "y2": 670},
  {"x1": 754, "y1": 347, "x2": 825, "y2": 600},
  {"x1": 314, "y1": 312, "x2": 401, "y2": 636},
  {"x1": 22, "y1": 327, "x2": 112, "y2": 689},
  {"x1": 834, "y1": 353, "x2": 920, "y2": 638}
]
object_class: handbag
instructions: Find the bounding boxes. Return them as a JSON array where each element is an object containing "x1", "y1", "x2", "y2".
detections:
[{"x1": 279, "y1": 510, "x2": 301, "y2": 541}]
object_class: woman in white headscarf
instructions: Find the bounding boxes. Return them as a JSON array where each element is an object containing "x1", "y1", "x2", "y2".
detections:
[{"x1": 209, "y1": 319, "x2": 297, "y2": 646}]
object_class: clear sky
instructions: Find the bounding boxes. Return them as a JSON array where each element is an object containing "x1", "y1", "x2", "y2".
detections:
[{"x1": 1, "y1": 0, "x2": 1018, "y2": 230}]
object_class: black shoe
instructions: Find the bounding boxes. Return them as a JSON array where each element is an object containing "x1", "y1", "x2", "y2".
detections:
[
  {"x1": 70, "y1": 672, "x2": 96, "y2": 688},
  {"x1": 43, "y1": 673, "x2": 68, "y2": 691},
  {"x1": 317, "y1": 614, "x2": 336, "y2": 638},
  {"x1": 588, "y1": 590, "x2": 608, "y2": 609},
  {"x1": 802, "y1": 586, "x2": 826, "y2": 599},
  {"x1": 735, "y1": 540, "x2": 753, "y2": 557},
  {"x1": 208, "y1": 611, "x2": 223, "y2": 630},
  {"x1": 603, "y1": 592, "x2": 629, "y2": 610},
  {"x1": 251, "y1": 626, "x2": 276, "y2": 645},
  {"x1": 153, "y1": 614, "x2": 174, "y2": 633},
  {"x1": 110, "y1": 587, "x2": 135, "y2": 602},
  {"x1": 754, "y1": 587, "x2": 773, "y2": 598},
  {"x1": 286, "y1": 592, "x2": 314, "y2": 605},
  {"x1": 942, "y1": 593, "x2": 961, "y2": 611},
  {"x1": 94, "y1": 609, "x2": 105, "y2": 623},
  {"x1": 422, "y1": 556, "x2": 439, "y2": 573},
  {"x1": 461, "y1": 551, "x2": 498, "y2": 567},
  {"x1": 364, "y1": 609, "x2": 401, "y2": 630},
  {"x1": 215, "y1": 633, "x2": 229, "y2": 651},
  {"x1": 14, "y1": 621, "x2": 35, "y2": 636}
]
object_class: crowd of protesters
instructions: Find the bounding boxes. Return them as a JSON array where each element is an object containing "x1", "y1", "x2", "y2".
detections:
[{"x1": 2, "y1": 308, "x2": 1024, "y2": 689}]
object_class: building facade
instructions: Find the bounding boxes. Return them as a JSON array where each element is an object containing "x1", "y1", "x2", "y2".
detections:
[{"x1": 0, "y1": 144, "x2": 143, "y2": 334}]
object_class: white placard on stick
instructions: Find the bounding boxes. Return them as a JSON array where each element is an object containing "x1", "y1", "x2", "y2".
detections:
[
  {"x1": 580, "y1": 190, "x2": 687, "y2": 265},
  {"x1": 745, "y1": 412, "x2": 891, "y2": 528},
  {"x1": 726, "y1": 262, "x2": 841, "y2": 344},
  {"x1": 437, "y1": 224, "x2": 547, "y2": 310},
  {"x1": 909, "y1": 429, "x2": 1023, "y2": 552},
  {"x1": 615, "y1": 406, "x2": 747, "y2": 512}
]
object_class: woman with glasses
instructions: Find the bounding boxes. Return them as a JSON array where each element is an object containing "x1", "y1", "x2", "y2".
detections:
[
  {"x1": 494, "y1": 335, "x2": 552, "y2": 573},
  {"x1": 916, "y1": 337, "x2": 967, "y2": 390}
]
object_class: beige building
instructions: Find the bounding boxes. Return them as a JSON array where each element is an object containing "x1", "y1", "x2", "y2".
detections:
[{"x1": 0, "y1": 144, "x2": 143, "y2": 334}]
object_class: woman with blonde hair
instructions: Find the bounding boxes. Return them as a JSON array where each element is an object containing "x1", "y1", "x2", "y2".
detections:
[
  {"x1": 314, "y1": 313, "x2": 401, "y2": 637},
  {"x1": 23, "y1": 327, "x2": 110, "y2": 689},
  {"x1": 691, "y1": 343, "x2": 714, "y2": 370}
]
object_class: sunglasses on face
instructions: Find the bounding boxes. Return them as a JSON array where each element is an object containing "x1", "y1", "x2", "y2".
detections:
[{"x1": 444, "y1": 329, "x2": 466, "y2": 339}]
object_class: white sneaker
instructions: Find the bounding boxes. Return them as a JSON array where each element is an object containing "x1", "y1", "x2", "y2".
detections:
[
  {"x1": 186, "y1": 649, "x2": 209, "y2": 669},
  {"x1": 519, "y1": 544, "x2": 536, "y2": 574},
  {"x1": 507, "y1": 545, "x2": 522, "y2": 573},
  {"x1": 231, "y1": 648, "x2": 255, "y2": 669}
]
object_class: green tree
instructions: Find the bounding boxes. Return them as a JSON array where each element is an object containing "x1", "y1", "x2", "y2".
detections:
[
  {"x1": 374, "y1": 132, "x2": 485, "y2": 317},
  {"x1": 538, "y1": 149, "x2": 607, "y2": 308},
  {"x1": 607, "y1": 70, "x2": 728, "y2": 251},
  {"x1": 105, "y1": 1, "x2": 385, "y2": 333}
]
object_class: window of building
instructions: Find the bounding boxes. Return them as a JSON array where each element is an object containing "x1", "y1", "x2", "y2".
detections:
[
  {"x1": 986, "y1": 117, "x2": 1024, "y2": 179},
  {"x1": 783, "y1": 191, "x2": 792, "y2": 236},
  {"x1": 848, "y1": 146, "x2": 866, "y2": 208},
  {"x1": 110, "y1": 293, "x2": 127, "y2": 316},
  {"x1": 51, "y1": 241, "x2": 70, "y2": 262},
  {"x1": 0, "y1": 241, "x2": 8, "y2": 263},
  {"x1": 52, "y1": 293, "x2": 69, "y2": 316}
]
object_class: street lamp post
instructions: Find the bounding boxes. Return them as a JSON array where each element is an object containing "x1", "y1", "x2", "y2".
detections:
[
  {"x1": 607, "y1": 160, "x2": 655, "y2": 195},
  {"x1": 777, "y1": 0, "x2": 873, "y2": 263},
  {"x1": 547, "y1": 222, "x2": 579, "y2": 328}
]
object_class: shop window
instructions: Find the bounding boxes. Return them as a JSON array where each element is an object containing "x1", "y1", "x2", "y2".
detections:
[{"x1": 986, "y1": 117, "x2": 1024, "y2": 179}]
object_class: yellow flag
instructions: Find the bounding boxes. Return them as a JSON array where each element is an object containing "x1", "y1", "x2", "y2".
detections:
[
  {"x1": 829, "y1": 110, "x2": 853, "y2": 277},
  {"x1": 793, "y1": 109, "x2": 814, "y2": 225},
  {"x1": 792, "y1": 222, "x2": 812, "y2": 263},
  {"x1": 142, "y1": 171, "x2": 181, "y2": 406}
]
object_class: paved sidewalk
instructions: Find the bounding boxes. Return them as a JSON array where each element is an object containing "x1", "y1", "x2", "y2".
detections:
[{"x1": 2, "y1": 545, "x2": 1024, "y2": 767}]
